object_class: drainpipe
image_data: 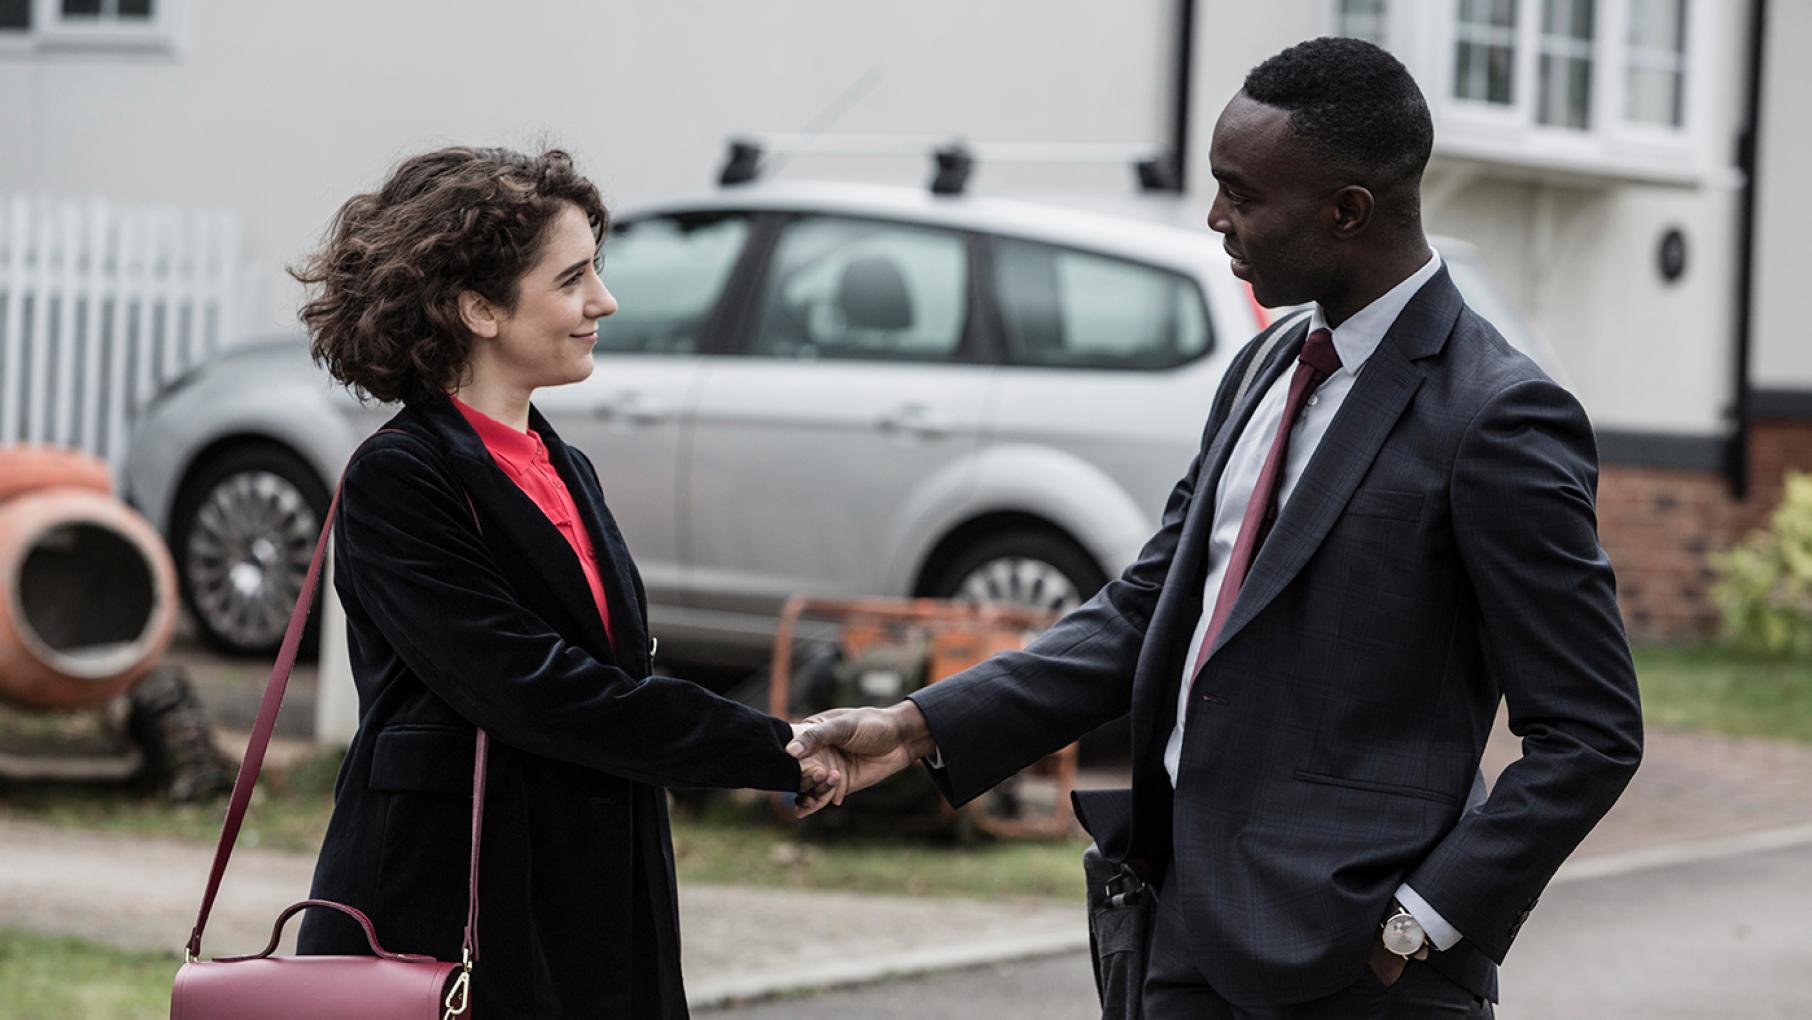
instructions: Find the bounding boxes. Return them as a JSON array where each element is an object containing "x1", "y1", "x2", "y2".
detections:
[
  {"x1": 1168, "y1": 0, "x2": 1196, "y2": 192},
  {"x1": 1728, "y1": 0, "x2": 1768, "y2": 500}
]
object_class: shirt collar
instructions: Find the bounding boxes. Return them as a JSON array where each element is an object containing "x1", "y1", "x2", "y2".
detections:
[
  {"x1": 450, "y1": 394, "x2": 545, "y2": 466},
  {"x1": 1309, "y1": 249, "x2": 1443, "y2": 374}
]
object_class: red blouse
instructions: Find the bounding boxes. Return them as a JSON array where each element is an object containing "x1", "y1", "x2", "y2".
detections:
[{"x1": 451, "y1": 396, "x2": 613, "y2": 647}]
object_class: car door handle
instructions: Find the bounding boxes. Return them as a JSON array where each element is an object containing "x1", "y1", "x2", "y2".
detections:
[
  {"x1": 876, "y1": 404, "x2": 951, "y2": 440},
  {"x1": 593, "y1": 391, "x2": 668, "y2": 426}
]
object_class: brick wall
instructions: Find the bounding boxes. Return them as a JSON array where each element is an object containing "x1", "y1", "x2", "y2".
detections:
[{"x1": 1598, "y1": 419, "x2": 1812, "y2": 642}]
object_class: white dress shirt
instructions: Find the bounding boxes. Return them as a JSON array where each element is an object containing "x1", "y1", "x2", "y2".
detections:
[{"x1": 1162, "y1": 249, "x2": 1462, "y2": 951}]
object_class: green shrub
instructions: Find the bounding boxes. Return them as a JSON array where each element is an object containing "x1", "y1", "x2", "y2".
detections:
[{"x1": 1713, "y1": 471, "x2": 1812, "y2": 656}]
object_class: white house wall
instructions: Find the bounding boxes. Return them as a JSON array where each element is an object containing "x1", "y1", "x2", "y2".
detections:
[
  {"x1": 0, "y1": 1, "x2": 1174, "y2": 336},
  {"x1": 2, "y1": 1, "x2": 1786, "y2": 438}
]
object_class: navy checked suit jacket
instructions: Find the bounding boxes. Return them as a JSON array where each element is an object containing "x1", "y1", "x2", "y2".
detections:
[{"x1": 909, "y1": 268, "x2": 1643, "y2": 1007}]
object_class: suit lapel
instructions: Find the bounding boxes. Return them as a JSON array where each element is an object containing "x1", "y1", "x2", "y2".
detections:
[
  {"x1": 1202, "y1": 269, "x2": 1464, "y2": 662},
  {"x1": 1167, "y1": 321, "x2": 1309, "y2": 593},
  {"x1": 1129, "y1": 322, "x2": 1306, "y2": 754}
]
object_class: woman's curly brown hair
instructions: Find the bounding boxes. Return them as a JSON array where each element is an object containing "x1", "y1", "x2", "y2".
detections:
[{"x1": 293, "y1": 146, "x2": 610, "y2": 404}]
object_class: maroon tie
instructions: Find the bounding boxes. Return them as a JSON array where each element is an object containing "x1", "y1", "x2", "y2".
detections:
[{"x1": 1187, "y1": 328, "x2": 1342, "y2": 681}]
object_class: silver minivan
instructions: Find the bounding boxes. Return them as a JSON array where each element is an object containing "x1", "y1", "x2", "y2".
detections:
[{"x1": 123, "y1": 180, "x2": 1558, "y2": 663}]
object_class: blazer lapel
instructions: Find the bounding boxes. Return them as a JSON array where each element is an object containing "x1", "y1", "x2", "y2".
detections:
[
  {"x1": 410, "y1": 393, "x2": 620, "y2": 664},
  {"x1": 1202, "y1": 269, "x2": 1464, "y2": 661},
  {"x1": 537, "y1": 409, "x2": 650, "y2": 673}
]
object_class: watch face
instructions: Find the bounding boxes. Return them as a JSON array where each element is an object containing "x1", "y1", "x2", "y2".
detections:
[{"x1": 1382, "y1": 912, "x2": 1426, "y2": 956}]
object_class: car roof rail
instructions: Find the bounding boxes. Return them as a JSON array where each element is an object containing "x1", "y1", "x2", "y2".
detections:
[{"x1": 717, "y1": 134, "x2": 1179, "y2": 196}]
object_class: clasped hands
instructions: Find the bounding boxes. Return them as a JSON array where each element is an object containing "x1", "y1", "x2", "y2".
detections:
[{"x1": 786, "y1": 701, "x2": 938, "y2": 817}]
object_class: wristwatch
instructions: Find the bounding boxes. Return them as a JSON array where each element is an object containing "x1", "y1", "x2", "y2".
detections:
[{"x1": 1381, "y1": 901, "x2": 1431, "y2": 960}]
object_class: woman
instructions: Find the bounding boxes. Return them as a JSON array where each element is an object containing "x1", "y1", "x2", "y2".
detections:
[{"x1": 291, "y1": 146, "x2": 836, "y2": 1017}]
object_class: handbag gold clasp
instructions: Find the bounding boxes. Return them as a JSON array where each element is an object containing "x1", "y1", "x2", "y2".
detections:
[{"x1": 442, "y1": 951, "x2": 473, "y2": 1018}]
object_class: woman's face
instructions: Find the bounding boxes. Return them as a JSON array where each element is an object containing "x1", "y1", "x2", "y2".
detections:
[{"x1": 488, "y1": 202, "x2": 617, "y2": 391}]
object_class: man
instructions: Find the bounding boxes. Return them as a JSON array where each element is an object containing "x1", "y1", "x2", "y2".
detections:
[{"x1": 789, "y1": 37, "x2": 1641, "y2": 1018}]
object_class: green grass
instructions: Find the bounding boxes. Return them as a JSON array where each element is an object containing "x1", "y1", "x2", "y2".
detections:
[
  {"x1": 0, "y1": 930, "x2": 176, "y2": 1020},
  {"x1": 1635, "y1": 643, "x2": 1812, "y2": 744},
  {"x1": 0, "y1": 749, "x2": 1085, "y2": 902},
  {"x1": 672, "y1": 797, "x2": 1087, "y2": 901},
  {"x1": 0, "y1": 748, "x2": 342, "y2": 855}
]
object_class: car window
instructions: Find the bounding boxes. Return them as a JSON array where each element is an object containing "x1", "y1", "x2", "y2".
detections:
[
  {"x1": 595, "y1": 212, "x2": 750, "y2": 355},
  {"x1": 992, "y1": 238, "x2": 1210, "y2": 370},
  {"x1": 746, "y1": 216, "x2": 969, "y2": 362}
]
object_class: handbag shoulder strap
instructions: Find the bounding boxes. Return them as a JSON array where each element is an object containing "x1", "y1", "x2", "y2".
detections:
[{"x1": 187, "y1": 427, "x2": 489, "y2": 967}]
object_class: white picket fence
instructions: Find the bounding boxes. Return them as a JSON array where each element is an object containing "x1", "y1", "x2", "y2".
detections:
[{"x1": 0, "y1": 195, "x2": 250, "y2": 469}]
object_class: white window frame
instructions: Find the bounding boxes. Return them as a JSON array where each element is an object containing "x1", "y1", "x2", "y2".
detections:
[
  {"x1": 1328, "y1": 0, "x2": 1715, "y2": 185},
  {"x1": 0, "y1": 0, "x2": 183, "y2": 54}
]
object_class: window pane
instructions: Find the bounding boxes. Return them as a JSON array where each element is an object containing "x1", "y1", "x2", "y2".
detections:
[
  {"x1": 1338, "y1": 0, "x2": 1388, "y2": 47},
  {"x1": 1628, "y1": 0, "x2": 1684, "y2": 51},
  {"x1": 1626, "y1": 0, "x2": 1686, "y2": 127},
  {"x1": 1461, "y1": 0, "x2": 1517, "y2": 29},
  {"x1": 119, "y1": 0, "x2": 153, "y2": 18},
  {"x1": 1455, "y1": 42, "x2": 1515, "y2": 104},
  {"x1": 594, "y1": 213, "x2": 750, "y2": 356},
  {"x1": 1454, "y1": 0, "x2": 1517, "y2": 105},
  {"x1": 1538, "y1": 55, "x2": 1593, "y2": 128},
  {"x1": 1543, "y1": 0, "x2": 1594, "y2": 37},
  {"x1": 61, "y1": 0, "x2": 102, "y2": 16},
  {"x1": 749, "y1": 218, "x2": 968, "y2": 362},
  {"x1": 994, "y1": 239, "x2": 1208, "y2": 370},
  {"x1": 1626, "y1": 67, "x2": 1683, "y2": 125},
  {"x1": 0, "y1": 0, "x2": 30, "y2": 30},
  {"x1": 1536, "y1": 0, "x2": 1594, "y2": 128}
]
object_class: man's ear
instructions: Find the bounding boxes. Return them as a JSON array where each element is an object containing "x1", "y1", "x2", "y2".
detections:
[
  {"x1": 1331, "y1": 185, "x2": 1375, "y2": 239},
  {"x1": 458, "y1": 290, "x2": 501, "y2": 339}
]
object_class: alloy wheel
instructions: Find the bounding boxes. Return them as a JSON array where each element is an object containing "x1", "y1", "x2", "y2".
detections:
[{"x1": 182, "y1": 470, "x2": 320, "y2": 651}]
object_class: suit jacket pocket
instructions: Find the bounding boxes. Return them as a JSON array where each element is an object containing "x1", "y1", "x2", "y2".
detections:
[
  {"x1": 1341, "y1": 488, "x2": 1425, "y2": 522},
  {"x1": 1294, "y1": 768, "x2": 1456, "y2": 805},
  {"x1": 369, "y1": 724, "x2": 476, "y2": 796}
]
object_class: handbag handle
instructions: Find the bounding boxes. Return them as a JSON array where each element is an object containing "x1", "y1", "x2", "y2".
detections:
[
  {"x1": 213, "y1": 899, "x2": 439, "y2": 964},
  {"x1": 186, "y1": 429, "x2": 488, "y2": 969}
]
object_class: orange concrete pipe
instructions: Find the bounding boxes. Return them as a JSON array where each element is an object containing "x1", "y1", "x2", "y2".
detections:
[
  {"x1": 0, "y1": 444, "x2": 112, "y2": 502},
  {"x1": 0, "y1": 487, "x2": 179, "y2": 710}
]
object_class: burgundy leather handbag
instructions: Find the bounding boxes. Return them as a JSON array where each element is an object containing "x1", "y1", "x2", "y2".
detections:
[{"x1": 172, "y1": 440, "x2": 484, "y2": 1019}]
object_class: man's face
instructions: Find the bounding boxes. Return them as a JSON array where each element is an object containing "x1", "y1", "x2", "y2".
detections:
[{"x1": 1206, "y1": 94, "x2": 1340, "y2": 309}]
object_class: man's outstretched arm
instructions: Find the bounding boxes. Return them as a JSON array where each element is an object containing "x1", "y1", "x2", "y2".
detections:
[{"x1": 788, "y1": 703, "x2": 936, "y2": 816}]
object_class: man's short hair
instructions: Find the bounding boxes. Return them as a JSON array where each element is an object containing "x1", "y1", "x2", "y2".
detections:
[{"x1": 1242, "y1": 37, "x2": 1433, "y2": 189}]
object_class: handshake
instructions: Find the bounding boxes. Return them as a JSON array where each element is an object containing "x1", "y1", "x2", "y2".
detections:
[{"x1": 785, "y1": 701, "x2": 940, "y2": 817}]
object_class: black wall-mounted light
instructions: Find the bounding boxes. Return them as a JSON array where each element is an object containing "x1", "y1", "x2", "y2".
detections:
[{"x1": 1658, "y1": 226, "x2": 1688, "y2": 284}]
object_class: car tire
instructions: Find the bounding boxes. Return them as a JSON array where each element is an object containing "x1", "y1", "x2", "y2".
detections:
[
  {"x1": 921, "y1": 529, "x2": 1106, "y2": 616},
  {"x1": 170, "y1": 443, "x2": 330, "y2": 658}
]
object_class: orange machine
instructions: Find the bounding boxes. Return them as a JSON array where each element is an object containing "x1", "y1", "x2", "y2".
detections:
[{"x1": 767, "y1": 595, "x2": 1077, "y2": 840}]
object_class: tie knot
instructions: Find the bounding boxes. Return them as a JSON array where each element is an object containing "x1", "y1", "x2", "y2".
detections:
[{"x1": 1299, "y1": 327, "x2": 1341, "y2": 378}]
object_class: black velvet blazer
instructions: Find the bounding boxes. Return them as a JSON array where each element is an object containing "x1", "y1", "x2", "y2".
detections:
[{"x1": 297, "y1": 389, "x2": 800, "y2": 1018}]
